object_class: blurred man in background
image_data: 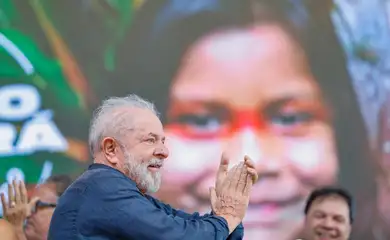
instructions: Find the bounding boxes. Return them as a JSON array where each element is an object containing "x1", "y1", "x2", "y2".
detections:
[
  {"x1": 1, "y1": 175, "x2": 72, "y2": 240},
  {"x1": 302, "y1": 187, "x2": 353, "y2": 240}
]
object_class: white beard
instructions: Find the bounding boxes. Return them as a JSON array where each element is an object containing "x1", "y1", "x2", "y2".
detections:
[{"x1": 123, "y1": 151, "x2": 162, "y2": 193}]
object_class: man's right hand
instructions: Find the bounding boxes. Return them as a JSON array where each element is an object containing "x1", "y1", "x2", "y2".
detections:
[{"x1": 210, "y1": 162, "x2": 254, "y2": 234}]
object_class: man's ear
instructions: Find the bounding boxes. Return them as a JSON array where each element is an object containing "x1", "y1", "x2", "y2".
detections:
[{"x1": 101, "y1": 137, "x2": 119, "y2": 164}]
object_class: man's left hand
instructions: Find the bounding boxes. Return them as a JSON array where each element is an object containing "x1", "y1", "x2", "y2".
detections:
[{"x1": 215, "y1": 154, "x2": 258, "y2": 196}]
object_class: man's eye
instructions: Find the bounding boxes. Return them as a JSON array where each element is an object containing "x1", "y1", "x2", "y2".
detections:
[
  {"x1": 314, "y1": 213, "x2": 325, "y2": 219},
  {"x1": 334, "y1": 216, "x2": 345, "y2": 223},
  {"x1": 146, "y1": 138, "x2": 156, "y2": 144}
]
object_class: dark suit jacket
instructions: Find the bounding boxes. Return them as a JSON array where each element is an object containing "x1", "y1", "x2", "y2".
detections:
[{"x1": 48, "y1": 163, "x2": 244, "y2": 239}]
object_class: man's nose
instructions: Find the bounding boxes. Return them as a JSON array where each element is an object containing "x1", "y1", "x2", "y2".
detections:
[
  {"x1": 154, "y1": 144, "x2": 169, "y2": 159},
  {"x1": 323, "y1": 217, "x2": 337, "y2": 229}
]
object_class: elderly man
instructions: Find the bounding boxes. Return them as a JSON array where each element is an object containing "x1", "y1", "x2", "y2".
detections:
[{"x1": 49, "y1": 94, "x2": 258, "y2": 240}]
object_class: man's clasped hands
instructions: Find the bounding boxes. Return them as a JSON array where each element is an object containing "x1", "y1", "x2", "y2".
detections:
[{"x1": 210, "y1": 154, "x2": 259, "y2": 233}]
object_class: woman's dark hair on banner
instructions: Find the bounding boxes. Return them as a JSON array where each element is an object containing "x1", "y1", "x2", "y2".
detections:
[{"x1": 113, "y1": 0, "x2": 384, "y2": 239}]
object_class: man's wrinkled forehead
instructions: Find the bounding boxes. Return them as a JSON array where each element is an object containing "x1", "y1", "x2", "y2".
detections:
[{"x1": 133, "y1": 126, "x2": 166, "y2": 140}]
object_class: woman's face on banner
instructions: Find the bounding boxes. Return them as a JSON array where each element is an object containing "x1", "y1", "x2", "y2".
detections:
[{"x1": 158, "y1": 24, "x2": 339, "y2": 239}]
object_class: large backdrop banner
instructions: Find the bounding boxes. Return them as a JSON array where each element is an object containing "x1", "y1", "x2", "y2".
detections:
[{"x1": 1, "y1": 0, "x2": 390, "y2": 239}]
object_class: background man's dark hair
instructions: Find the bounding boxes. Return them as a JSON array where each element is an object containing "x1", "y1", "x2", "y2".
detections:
[
  {"x1": 304, "y1": 186, "x2": 354, "y2": 224},
  {"x1": 45, "y1": 175, "x2": 73, "y2": 198}
]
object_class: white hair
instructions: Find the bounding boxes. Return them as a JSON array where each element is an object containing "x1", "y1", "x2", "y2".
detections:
[{"x1": 89, "y1": 94, "x2": 158, "y2": 155}]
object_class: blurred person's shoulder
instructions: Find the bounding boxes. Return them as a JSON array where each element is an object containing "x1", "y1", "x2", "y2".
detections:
[{"x1": 0, "y1": 219, "x2": 17, "y2": 240}]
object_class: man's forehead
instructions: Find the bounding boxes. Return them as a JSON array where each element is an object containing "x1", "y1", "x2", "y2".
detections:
[
  {"x1": 135, "y1": 126, "x2": 165, "y2": 138},
  {"x1": 30, "y1": 183, "x2": 57, "y2": 201},
  {"x1": 311, "y1": 195, "x2": 349, "y2": 214},
  {"x1": 132, "y1": 117, "x2": 165, "y2": 139}
]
